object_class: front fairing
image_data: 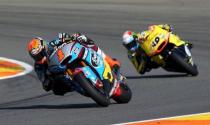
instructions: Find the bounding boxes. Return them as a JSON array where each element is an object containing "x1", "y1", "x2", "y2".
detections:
[
  {"x1": 141, "y1": 30, "x2": 169, "y2": 56},
  {"x1": 48, "y1": 43, "x2": 76, "y2": 73},
  {"x1": 82, "y1": 48, "x2": 114, "y2": 83},
  {"x1": 168, "y1": 34, "x2": 185, "y2": 46},
  {"x1": 48, "y1": 42, "x2": 114, "y2": 85}
]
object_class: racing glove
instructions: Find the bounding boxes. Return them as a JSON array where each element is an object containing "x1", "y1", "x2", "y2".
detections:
[
  {"x1": 160, "y1": 24, "x2": 173, "y2": 32},
  {"x1": 42, "y1": 77, "x2": 52, "y2": 91}
]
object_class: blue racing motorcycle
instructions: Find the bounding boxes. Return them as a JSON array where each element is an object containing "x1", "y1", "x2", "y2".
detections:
[{"x1": 48, "y1": 42, "x2": 132, "y2": 107}]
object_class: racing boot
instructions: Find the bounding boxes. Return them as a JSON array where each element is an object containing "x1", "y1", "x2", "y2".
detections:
[
  {"x1": 42, "y1": 79, "x2": 52, "y2": 92},
  {"x1": 138, "y1": 58, "x2": 148, "y2": 74},
  {"x1": 128, "y1": 51, "x2": 148, "y2": 74}
]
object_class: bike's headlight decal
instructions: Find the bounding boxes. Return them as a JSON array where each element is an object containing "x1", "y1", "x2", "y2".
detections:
[{"x1": 91, "y1": 51, "x2": 100, "y2": 67}]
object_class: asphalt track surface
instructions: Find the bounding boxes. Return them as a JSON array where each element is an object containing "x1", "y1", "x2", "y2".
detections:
[{"x1": 0, "y1": 0, "x2": 210, "y2": 125}]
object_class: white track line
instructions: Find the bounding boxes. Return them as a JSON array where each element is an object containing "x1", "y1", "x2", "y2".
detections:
[
  {"x1": 0, "y1": 57, "x2": 33, "y2": 80},
  {"x1": 114, "y1": 112, "x2": 210, "y2": 125}
]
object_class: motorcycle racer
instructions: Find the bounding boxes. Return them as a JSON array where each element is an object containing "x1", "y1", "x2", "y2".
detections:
[
  {"x1": 122, "y1": 24, "x2": 192, "y2": 74},
  {"x1": 27, "y1": 33, "x2": 121, "y2": 95}
]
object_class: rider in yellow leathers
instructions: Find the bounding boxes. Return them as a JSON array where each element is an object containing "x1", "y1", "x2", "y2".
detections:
[{"x1": 122, "y1": 24, "x2": 192, "y2": 74}]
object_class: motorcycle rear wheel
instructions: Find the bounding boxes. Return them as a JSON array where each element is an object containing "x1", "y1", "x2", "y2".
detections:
[{"x1": 112, "y1": 84, "x2": 132, "y2": 104}]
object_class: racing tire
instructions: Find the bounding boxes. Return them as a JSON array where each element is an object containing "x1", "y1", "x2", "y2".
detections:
[
  {"x1": 113, "y1": 84, "x2": 132, "y2": 104},
  {"x1": 170, "y1": 52, "x2": 198, "y2": 76},
  {"x1": 74, "y1": 72, "x2": 110, "y2": 107}
]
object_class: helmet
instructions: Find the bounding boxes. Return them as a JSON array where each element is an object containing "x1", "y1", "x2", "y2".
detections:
[
  {"x1": 27, "y1": 37, "x2": 47, "y2": 62},
  {"x1": 122, "y1": 31, "x2": 134, "y2": 45},
  {"x1": 122, "y1": 31, "x2": 138, "y2": 51}
]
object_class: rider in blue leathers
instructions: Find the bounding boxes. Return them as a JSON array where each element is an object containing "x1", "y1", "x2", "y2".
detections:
[{"x1": 28, "y1": 33, "x2": 121, "y2": 95}]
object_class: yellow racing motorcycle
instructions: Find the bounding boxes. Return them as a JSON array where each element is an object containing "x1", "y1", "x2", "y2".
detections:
[{"x1": 125, "y1": 27, "x2": 198, "y2": 76}]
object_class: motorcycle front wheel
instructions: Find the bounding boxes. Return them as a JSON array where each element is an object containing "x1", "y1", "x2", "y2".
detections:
[
  {"x1": 170, "y1": 52, "x2": 198, "y2": 76},
  {"x1": 74, "y1": 72, "x2": 110, "y2": 107}
]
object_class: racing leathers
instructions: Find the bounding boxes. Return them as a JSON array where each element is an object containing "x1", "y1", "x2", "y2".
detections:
[
  {"x1": 34, "y1": 33, "x2": 121, "y2": 95},
  {"x1": 123, "y1": 24, "x2": 179, "y2": 74}
]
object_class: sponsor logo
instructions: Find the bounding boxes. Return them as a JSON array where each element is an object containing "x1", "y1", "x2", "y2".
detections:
[{"x1": 91, "y1": 51, "x2": 100, "y2": 67}]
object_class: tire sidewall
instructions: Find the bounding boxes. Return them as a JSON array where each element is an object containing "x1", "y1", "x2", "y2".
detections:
[
  {"x1": 74, "y1": 72, "x2": 110, "y2": 107},
  {"x1": 170, "y1": 49, "x2": 198, "y2": 76}
]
